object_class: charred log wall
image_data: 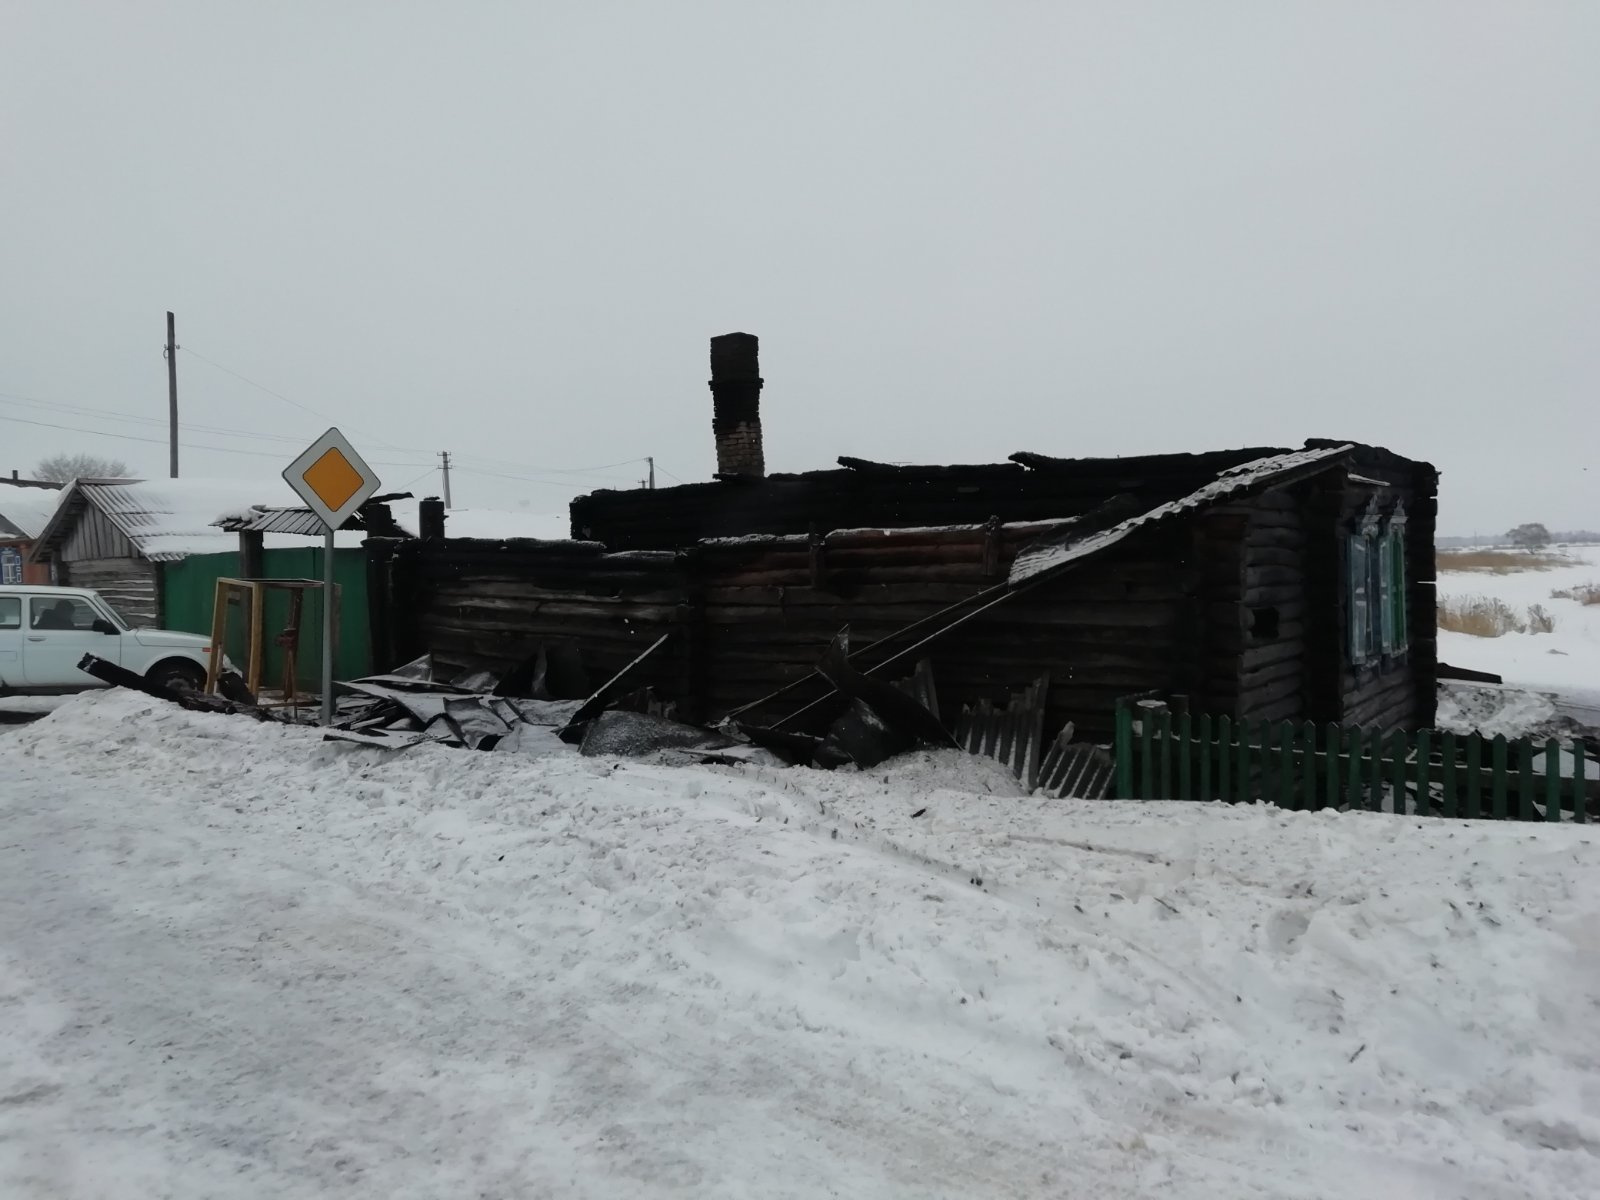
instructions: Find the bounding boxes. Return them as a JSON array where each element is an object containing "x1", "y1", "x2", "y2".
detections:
[
  {"x1": 383, "y1": 538, "x2": 692, "y2": 696},
  {"x1": 1312, "y1": 443, "x2": 1438, "y2": 732},
  {"x1": 570, "y1": 448, "x2": 1283, "y2": 550}
]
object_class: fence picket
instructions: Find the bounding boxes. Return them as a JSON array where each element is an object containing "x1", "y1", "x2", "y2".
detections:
[
  {"x1": 1346, "y1": 726, "x2": 1364, "y2": 810},
  {"x1": 1368, "y1": 728, "x2": 1385, "y2": 812},
  {"x1": 1465, "y1": 734, "x2": 1482, "y2": 819},
  {"x1": 1157, "y1": 710, "x2": 1173, "y2": 799},
  {"x1": 1278, "y1": 721, "x2": 1295, "y2": 811},
  {"x1": 1140, "y1": 708, "x2": 1155, "y2": 801},
  {"x1": 1236, "y1": 720, "x2": 1250, "y2": 804},
  {"x1": 1198, "y1": 714, "x2": 1213, "y2": 802},
  {"x1": 1415, "y1": 730, "x2": 1433, "y2": 817},
  {"x1": 1574, "y1": 744, "x2": 1588, "y2": 824},
  {"x1": 1518, "y1": 738, "x2": 1536, "y2": 821},
  {"x1": 1491, "y1": 736, "x2": 1508, "y2": 820},
  {"x1": 1114, "y1": 703, "x2": 1133, "y2": 800},
  {"x1": 1177, "y1": 712, "x2": 1192, "y2": 801},
  {"x1": 1301, "y1": 721, "x2": 1317, "y2": 812},
  {"x1": 1218, "y1": 716, "x2": 1232, "y2": 804},
  {"x1": 1386, "y1": 728, "x2": 1405, "y2": 815},
  {"x1": 1545, "y1": 741, "x2": 1562, "y2": 822},
  {"x1": 1440, "y1": 732, "x2": 1458, "y2": 819},
  {"x1": 1324, "y1": 723, "x2": 1340, "y2": 810}
]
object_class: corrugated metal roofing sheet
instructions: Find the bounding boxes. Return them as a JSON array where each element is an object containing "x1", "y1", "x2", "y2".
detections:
[{"x1": 1007, "y1": 444, "x2": 1355, "y2": 587}]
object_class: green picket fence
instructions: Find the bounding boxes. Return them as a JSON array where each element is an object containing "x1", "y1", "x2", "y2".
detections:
[{"x1": 1112, "y1": 701, "x2": 1593, "y2": 822}]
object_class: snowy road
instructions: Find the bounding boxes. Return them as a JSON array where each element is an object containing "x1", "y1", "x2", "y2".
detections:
[{"x1": 3, "y1": 693, "x2": 1598, "y2": 1199}]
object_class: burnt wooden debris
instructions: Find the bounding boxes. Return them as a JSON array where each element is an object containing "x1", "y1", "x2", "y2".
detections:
[
  {"x1": 362, "y1": 335, "x2": 1438, "y2": 782},
  {"x1": 370, "y1": 439, "x2": 1437, "y2": 762}
]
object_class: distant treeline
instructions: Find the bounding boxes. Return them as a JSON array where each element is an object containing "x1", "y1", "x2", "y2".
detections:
[{"x1": 1438, "y1": 530, "x2": 1600, "y2": 547}]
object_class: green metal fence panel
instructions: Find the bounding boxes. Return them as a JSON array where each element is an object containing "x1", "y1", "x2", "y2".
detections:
[
  {"x1": 1544, "y1": 741, "x2": 1562, "y2": 822},
  {"x1": 1363, "y1": 728, "x2": 1381, "y2": 812},
  {"x1": 159, "y1": 547, "x2": 373, "y2": 688},
  {"x1": 1574, "y1": 744, "x2": 1588, "y2": 824}
]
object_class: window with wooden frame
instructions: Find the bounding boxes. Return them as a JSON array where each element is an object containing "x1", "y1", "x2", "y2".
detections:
[{"x1": 1348, "y1": 496, "x2": 1408, "y2": 667}]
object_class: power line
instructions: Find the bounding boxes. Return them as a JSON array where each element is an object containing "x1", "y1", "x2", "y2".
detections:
[
  {"x1": 178, "y1": 345, "x2": 413, "y2": 452},
  {"x1": 0, "y1": 411, "x2": 432, "y2": 469},
  {"x1": 0, "y1": 390, "x2": 318, "y2": 446}
]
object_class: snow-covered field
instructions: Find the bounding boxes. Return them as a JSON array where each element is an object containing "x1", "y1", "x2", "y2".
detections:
[
  {"x1": 1436, "y1": 545, "x2": 1600, "y2": 724},
  {"x1": 3, "y1": 692, "x2": 1598, "y2": 1199}
]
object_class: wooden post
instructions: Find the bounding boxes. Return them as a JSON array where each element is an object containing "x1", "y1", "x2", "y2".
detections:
[
  {"x1": 166, "y1": 311, "x2": 178, "y2": 478},
  {"x1": 204, "y1": 578, "x2": 227, "y2": 693},
  {"x1": 1544, "y1": 741, "x2": 1562, "y2": 822}
]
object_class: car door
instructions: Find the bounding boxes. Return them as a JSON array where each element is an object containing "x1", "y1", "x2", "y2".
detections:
[
  {"x1": 0, "y1": 594, "x2": 23, "y2": 686},
  {"x1": 21, "y1": 595, "x2": 120, "y2": 688}
]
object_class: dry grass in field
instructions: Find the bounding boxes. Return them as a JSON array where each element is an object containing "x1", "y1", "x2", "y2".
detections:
[
  {"x1": 1550, "y1": 581, "x2": 1600, "y2": 606},
  {"x1": 1437, "y1": 596, "x2": 1558, "y2": 637},
  {"x1": 1436, "y1": 549, "x2": 1569, "y2": 574}
]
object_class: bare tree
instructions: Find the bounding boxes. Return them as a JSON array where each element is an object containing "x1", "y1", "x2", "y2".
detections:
[
  {"x1": 1506, "y1": 522, "x2": 1551, "y2": 550},
  {"x1": 33, "y1": 453, "x2": 135, "y2": 483}
]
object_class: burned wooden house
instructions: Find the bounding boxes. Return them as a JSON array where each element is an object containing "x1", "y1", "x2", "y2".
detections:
[{"x1": 373, "y1": 333, "x2": 1437, "y2": 743}]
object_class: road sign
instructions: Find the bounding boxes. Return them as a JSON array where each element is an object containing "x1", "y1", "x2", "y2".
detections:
[
  {"x1": 282, "y1": 428, "x2": 381, "y2": 725},
  {"x1": 282, "y1": 427, "x2": 381, "y2": 531}
]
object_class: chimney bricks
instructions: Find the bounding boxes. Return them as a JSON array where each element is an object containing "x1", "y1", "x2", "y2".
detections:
[{"x1": 709, "y1": 332, "x2": 764, "y2": 478}]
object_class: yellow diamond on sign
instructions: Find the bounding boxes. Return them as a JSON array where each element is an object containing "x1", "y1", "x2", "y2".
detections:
[
  {"x1": 303, "y1": 447, "x2": 364, "y2": 512},
  {"x1": 282, "y1": 427, "x2": 380, "y2": 532}
]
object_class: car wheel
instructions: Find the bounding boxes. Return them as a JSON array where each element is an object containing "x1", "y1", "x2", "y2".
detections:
[{"x1": 147, "y1": 659, "x2": 207, "y2": 694}]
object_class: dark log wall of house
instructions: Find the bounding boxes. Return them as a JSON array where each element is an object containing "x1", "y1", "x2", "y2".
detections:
[
  {"x1": 688, "y1": 522, "x2": 1190, "y2": 740},
  {"x1": 1235, "y1": 490, "x2": 1312, "y2": 723},
  {"x1": 60, "y1": 558, "x2": 159, "y2": 627},
  {"x1": 382, "y1": 539, "x2": 691, "y2": 695},
  {"x1": 571, "y1": 448, "x2": 1283, "y2": 551},
  {"x1": 1305, "y1": 443, "x2": 1438, "y2": 732}
]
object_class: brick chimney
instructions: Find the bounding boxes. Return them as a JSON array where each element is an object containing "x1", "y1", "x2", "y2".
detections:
[{"x1": 709, "y1": 332, "x2": 764, "y2": 478}]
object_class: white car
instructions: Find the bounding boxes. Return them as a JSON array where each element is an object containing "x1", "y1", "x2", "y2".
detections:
[{"x1": 0, "y1": 585, "x2": 220, "y2": 695}]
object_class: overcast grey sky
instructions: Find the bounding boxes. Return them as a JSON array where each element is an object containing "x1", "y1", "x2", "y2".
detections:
[{"x1": 2, "y1": 2, "x2": 1595, "y2": 532}]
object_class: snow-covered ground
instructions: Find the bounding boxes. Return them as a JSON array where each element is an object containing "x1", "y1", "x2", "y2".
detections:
[
  {"x1": 1436, "y1": 545, "x2": 1600, "y2": 728},
  {"x1": 3, "y1": 692, "x2": 1598, "y2": 1199}
]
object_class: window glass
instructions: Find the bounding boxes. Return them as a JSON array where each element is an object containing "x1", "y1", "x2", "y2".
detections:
[
  {"x1": 0, "y1": 596, "x2": 19, "y2": 629},
  {"x1": 1347, "y1": 535, "x2": 1370, "y2": 666},
  {"x1": 29, "y1": 596, "x2": 100, "y2": 631}
]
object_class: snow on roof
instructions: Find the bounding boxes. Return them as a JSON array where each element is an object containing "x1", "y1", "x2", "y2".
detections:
[
  {"x1": 214, "y1": 497, "x2": 572, "y2": 543},
  {"x1": 82, "y1": 478, "x2": 309, "y2": 561},
  {"x1": 1008, "y1": 444, "x2": 1354, "y2": 587},
  {"x1": 0, "y1": 482, "x2": 66, "y2": 540}
]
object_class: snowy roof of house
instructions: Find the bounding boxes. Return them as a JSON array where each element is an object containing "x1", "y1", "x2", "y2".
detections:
[
  {"x1": 1007, "y1": 444, "x2": 1356, "y2": 587},
  {"x1": 0, "y1": 480, "x2": 66, "y2": 540},
  {"x1": 29, "y1": 477, "x2": 355, "y2": 563},
  {"x1": 215, "y1": 498, "x2": 572, "y2": 542}
]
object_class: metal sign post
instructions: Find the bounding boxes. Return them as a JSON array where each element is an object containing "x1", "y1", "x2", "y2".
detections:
[{"x1": 282, "y1": 428, "x2": 381, "y2": 725}]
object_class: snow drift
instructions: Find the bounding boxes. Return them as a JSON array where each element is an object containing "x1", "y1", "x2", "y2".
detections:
[{"x1": 1, "y1": 692, "x2": 1597, "y2": 1199}]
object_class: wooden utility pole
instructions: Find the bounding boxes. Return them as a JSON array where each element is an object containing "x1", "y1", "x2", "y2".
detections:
[
  {"x1": 165, "y1": 311, "x2": 179, "y2": 477},
  {"x1": 439, "y1": 450, "x2": 453, "y2": 508}
]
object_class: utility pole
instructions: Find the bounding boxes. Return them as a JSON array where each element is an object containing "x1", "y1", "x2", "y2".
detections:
[
  {"x1": 647, "y1": 456, "x2": 655, "y2": 490},
  {"x1": 439, "y1": 450, "x2": 452, "y2": 508},
  {"x1": 165, "y1": 311, "x2": 178, "y2": 477}
]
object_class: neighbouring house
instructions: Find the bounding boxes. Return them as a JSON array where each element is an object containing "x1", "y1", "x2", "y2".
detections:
[
  {"x1": 0, "y1": 474, "x2": 64, "y2": 585},
  {"x1": 27, "y1": 478, "x2": 318, "y2": 626},
  {"x1": 373, "y1": 333, "x2": 1438, "y2": 740}
]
